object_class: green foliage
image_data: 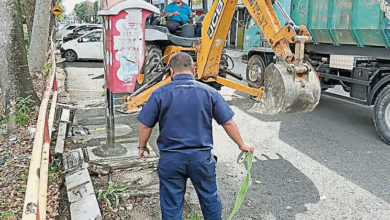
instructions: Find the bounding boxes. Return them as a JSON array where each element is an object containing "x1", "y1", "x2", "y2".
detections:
[
  {"x1": 97, "y1": 182, "x2": 128, "y2": 210},
  {"x1": 49, "y1": 160, "x2": 62, "y2": 183},
  {"x1": 74, "y1": 1, "x2": 98, "y2": 22},
  {"x1": 44, "y1": 60, "x2": 53, "y2": 75},
  {"x1": 0, "y1": 95, "x2": 34, "y2": 136},
  {"x1": 1, "y1": 212, "x2": 15, "y2": 220},
  {"x1": 185, "y1": 212, "x2": 203, "y2": 220},
  {"x1": 57, "y1": 2, "x2": 66, "y2": 21},
  {"x1": 15, "y1": 95, "x2": 35, "y2": 125}
]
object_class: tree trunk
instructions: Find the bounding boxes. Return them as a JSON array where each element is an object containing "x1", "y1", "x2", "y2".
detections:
[
  {"x1": 28, "y1": 0, "x2": 52, "y2": 73},
  {"x1": 20, "y1": 0, "x2": 35, "y2": 40},
  {"x1": 0, "y1": 0, "x2": 37, "y2": 115}
]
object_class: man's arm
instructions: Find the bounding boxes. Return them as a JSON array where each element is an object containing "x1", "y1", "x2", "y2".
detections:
[
  {"x1": 165, "y1": 11, "x2": 179, "y2": 17},
  {"x1": 138, "y1": 123, "x2": 153, "y2": 161},
  {"x1": 137, "y1": 92, "x2": 159, "y2": 161},
  {"x1": 222, "y1": 119, "x2": 254, "y2": 153}
]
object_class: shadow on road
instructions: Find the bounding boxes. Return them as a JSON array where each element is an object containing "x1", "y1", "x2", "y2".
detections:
[
  {"x1": 237, "y1": 154, "x2": 320, "y2": 219},
  {"x1": 229, "y1": 91, "x2": 390, "y2": 205}
]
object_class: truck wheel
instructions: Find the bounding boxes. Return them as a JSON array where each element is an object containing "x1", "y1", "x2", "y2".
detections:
[
  {"x1": 64, "y1": 50, "x2": 77, "y2": 62},
  {"x1": 246, "y1": 55, "x2": 266, "y2": 87},
  {"x1": 135, "y1": 45, "x2": 163, "y2": 90},
  {"x1": 373, "y1": 85, "x2": 390, "y2": 144}
]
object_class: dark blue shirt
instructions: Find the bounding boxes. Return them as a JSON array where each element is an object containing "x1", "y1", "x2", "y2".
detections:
[
  {"x1": 137, "y1": 74, "x2": 234, "y2": 153},
  {"x1": 165, "y1": 2, "x2": 192, "y2": 22}
]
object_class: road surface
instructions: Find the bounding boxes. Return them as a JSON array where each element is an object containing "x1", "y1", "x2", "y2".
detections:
[{"x1": 64, "y1": 55, "x2": 390, "y2": 219}]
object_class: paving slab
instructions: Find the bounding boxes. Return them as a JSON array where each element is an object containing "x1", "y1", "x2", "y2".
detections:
[{"x1": 69, "y1": 194, "x2": 101, "y2": 220}]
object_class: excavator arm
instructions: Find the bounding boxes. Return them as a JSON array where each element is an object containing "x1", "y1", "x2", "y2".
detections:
[
  {"x1": 197, "y1": 0, "x2": 311, "y2": 80},
  {"x1": 124, "y1": 0, "x2": 321, "y2": 114}
]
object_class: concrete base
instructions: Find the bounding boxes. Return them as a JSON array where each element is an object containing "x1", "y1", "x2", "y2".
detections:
[
  {"x1": 72, "y1": 124, "x2": 132, "y2": 142},
  {"x1": 86, "y1": 142, "x2": 157, "y2": 162}
]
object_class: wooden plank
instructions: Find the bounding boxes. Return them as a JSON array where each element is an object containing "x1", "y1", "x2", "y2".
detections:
[
  {"x1": 22, "y1": 31, "x2": 57, "y2": 220},
  {"x1": 38, "y1": 142, "x2": 50, "y2": 219}
]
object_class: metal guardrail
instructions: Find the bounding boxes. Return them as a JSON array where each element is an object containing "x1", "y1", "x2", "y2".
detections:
[{"x1": 22, "y1": 30, "x2": 58, "y2": 220}]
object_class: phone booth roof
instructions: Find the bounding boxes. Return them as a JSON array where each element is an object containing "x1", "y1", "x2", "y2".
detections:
[{"x1": 98, "y1": 0, "x2": 160, "y2": 16}]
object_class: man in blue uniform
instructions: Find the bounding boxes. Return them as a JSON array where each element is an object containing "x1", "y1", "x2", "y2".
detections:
[
  {"x1": 164, "y1": 0, "x2": 192, "y2": 33},
  {"x1": 137, "y1": 53, "x2": 254, "y2": 220}
]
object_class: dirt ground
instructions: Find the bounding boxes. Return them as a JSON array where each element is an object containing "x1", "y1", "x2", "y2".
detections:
[{"x1": 0, "y1": 52, "x2": 65, "y2": 219}]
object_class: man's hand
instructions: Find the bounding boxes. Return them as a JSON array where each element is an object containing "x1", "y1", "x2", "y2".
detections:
[
  {"x1": 138, "y1": 123, "x2": 153, "y2": 161},
  {"x1": 174, "y1": 11, "x2": 179, "y2": 15},
  {"x1": 239, "y1": 144, "x2": 254, "y2": 154},
  {"x1": 139, "y1": 147, "x2": 150, "y2": 161}
]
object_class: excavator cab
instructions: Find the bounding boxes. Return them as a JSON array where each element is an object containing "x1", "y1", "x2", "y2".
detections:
[{"x1": 125, "y1": 0, "x2": 321, "y2": 115}]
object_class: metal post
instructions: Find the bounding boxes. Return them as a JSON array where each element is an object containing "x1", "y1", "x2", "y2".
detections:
[
  {"x1": 106, "y1": 88, "x2": 115, "y2": 148},
  {"x1": 92, "y1": 71, "x2": 127, "y2": 157}
]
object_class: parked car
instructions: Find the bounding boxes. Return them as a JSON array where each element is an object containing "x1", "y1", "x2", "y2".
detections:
[
  {"x1": 56, "y1": 24, "x2": 80, "y2": 40},
  {"x1": 63, "y1": 24, "x2": 102, "y2": 43},
  {"x1": 61, "y1": 30, "x2": 103, "y2": 62}
]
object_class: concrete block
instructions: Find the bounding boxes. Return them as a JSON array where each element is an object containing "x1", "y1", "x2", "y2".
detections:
[
  {"x1": 65, "y1": 168, "x2": 94, "y2": 203},
  {"x1": 63, "y1": 148, "x2": 88, "y2": 174},
  {"x1": 60, "y1": 108, "x2": 71, "y2": 123},
  {"x1": 70, "y1": 195, "x2": 101, "y2": 220}
]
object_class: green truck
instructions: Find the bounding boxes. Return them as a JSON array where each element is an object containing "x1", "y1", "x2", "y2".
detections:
[{"x1": 242, "y1": 0, "x2": 390, "y2": 144}]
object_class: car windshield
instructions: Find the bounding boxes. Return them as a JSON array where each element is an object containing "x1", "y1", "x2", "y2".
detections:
[{"x1": 82, "y1": 31, "x2": 102, "y2": 42}]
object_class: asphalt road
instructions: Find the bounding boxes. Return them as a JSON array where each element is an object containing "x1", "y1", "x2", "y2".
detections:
[{"x1": 64, "y1": 56, "x2": 390, "y2": 219}]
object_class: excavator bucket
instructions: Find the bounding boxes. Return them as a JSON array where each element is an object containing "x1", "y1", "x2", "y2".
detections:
[{"x1": 251, "y1": 59, "x2": 321, "y2": 115}]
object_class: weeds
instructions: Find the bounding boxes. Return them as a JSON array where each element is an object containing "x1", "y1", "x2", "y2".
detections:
[
  {"x1": 1, "y1": 211, "x2": 15, "y2": 220},
  {"x1": 15, "y1": 95, "x2": 35, "y2": 125},
  {"x1": 185, "y1": 211, "x2": 203, "y2": 220},
  {"x1": 43, "y1": 61, "x2": 53, "y2": 75},
  {"x1": 48, "y1": 160, "x2": 62, "y2": 183},
  {"x1": 97, "y1": 182, "x2": 128, "y2": 210}
]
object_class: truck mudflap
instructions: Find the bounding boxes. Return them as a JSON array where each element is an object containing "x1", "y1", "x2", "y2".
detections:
[{"x1": 251, "y1": 59, "x2": 321, "y2": 115}]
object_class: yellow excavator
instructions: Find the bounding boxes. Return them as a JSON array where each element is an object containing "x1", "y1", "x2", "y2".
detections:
[{"x1": 124, "y1": 0, "x2": 321, "y2": 115}]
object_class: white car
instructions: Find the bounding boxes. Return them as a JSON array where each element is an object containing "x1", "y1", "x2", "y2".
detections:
[
  {"x1": 61, "y1": 30, "x2": 103, "y2": 62},
  {"x1": 56, "y1": 24, "x2": 80, "y2": 40}
]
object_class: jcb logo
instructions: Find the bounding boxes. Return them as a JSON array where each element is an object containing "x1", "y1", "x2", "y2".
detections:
[{"x1": 207, "y1": 0, "x2": 224, "y2": 39}]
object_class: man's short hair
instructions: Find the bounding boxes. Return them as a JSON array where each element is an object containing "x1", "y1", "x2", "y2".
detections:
[{"x1": 168, "y1": 52, "x2": 194, "y2": 72}]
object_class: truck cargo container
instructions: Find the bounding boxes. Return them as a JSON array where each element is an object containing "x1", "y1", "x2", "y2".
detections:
[{"x1": 242, "y1": 0, "x2": 390, "y2": 144}]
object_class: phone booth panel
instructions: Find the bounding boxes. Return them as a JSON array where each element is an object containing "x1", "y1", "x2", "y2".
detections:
[{"x1": 99, "y1": 1, "x2": 160, "y2": 93}]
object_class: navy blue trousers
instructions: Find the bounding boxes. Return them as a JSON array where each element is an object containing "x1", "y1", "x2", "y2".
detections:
[{"x1": 158, "y1": 151, "x2": 222, "y2": 220}]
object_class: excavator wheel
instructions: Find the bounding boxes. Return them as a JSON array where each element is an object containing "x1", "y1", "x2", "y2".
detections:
[
  {"x1": 251, "y1": 59, "x2": 321, "y2": 114},
  {"x1": 246, "y1": 55, "x2": 266, "y2": 87},
  {"x1": 135, "y1": 44, "x2": 163, "y2": 90}
]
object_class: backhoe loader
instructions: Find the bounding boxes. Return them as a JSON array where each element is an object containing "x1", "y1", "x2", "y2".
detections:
[{"x1": 124, "y1": 0, "x2": 321, "y2": 115}]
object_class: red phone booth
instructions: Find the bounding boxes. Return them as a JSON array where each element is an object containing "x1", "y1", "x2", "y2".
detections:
[{"x1": 99, "y1": 0, "x2": 160, "y2": 93}]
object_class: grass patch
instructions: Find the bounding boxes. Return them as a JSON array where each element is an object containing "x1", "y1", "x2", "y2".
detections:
[
  {"x1": 48, "y1": 160, "x2": 62, "y2": 183},
  {"x1": 185, "y1": 211, "x2": 203, "y2": 220}
]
